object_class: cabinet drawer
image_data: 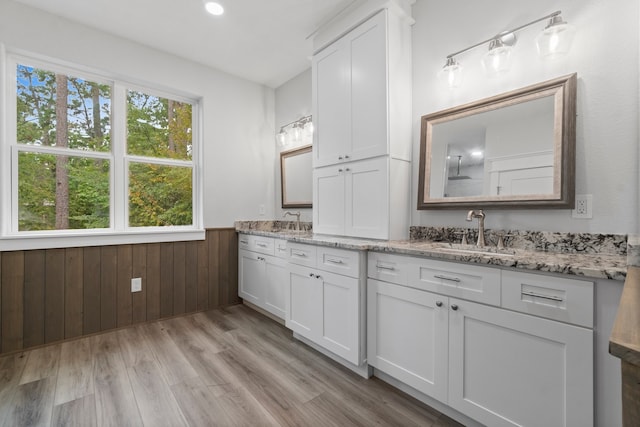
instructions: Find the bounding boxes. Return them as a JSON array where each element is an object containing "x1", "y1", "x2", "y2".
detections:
[
  {"x1": 249, "y1": 235, "x2": 274, "y2": 256},
  {"x1": 238, "y1": 234, "x2": 251, "y2": 251},
  {"x1": 409, "y1": 258, "x2": 501, "y2": 306},
  {"x1": 317, "y1": 247, "x2": 361, "y2": 278},
  {"x1": 368, "y1": 252, "x2": 410, "y2": 285},
  {"x1": 287, "y1": 242, "x2": 317, "y2": 267},
  {"x1": 502, "y1": 270, "x2": 594, "y2": 328},
  {"x1": 274, "y1": 239, "x2": 288, "y2": 259}
]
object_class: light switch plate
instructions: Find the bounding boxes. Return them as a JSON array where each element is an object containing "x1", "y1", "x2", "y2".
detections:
[{"x1": 131, "y1": 277, "x2": 142, "y2": 292}]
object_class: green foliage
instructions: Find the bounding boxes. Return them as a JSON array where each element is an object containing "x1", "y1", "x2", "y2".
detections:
[{"x1": 15, "y1": 64, "x2": 194, "y2": 231}]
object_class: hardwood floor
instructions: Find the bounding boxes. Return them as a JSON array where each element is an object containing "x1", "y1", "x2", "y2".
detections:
[{"x1": 0, "y1": 304, "x2": 463, "y2": 427}]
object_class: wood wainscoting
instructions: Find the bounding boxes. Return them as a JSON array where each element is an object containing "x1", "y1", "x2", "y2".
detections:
[{"x1": 0, "y1": 228, "x2": 239, "y2": 356}]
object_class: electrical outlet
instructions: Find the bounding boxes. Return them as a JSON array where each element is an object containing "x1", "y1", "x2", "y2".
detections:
[
  {"x1": 131, "y1": 277, "x2": 142, "y2": 292},
  {"x1": 572, "y1": 194, "x2": 593, "y2": 219},
  {"x1": 259, "y1": 204, "x2": 266, "y2": 215}
]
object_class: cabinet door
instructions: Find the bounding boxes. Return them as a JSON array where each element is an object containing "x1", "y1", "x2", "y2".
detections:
[
  {"x1": 313, "y1": 38, "x2": 350, "y2": 167},
  {"x1": 448, "y1": 299, "x2": 593, "y2": 427},
  {"x1": 313, "y1": 165, "x2": 345, "y2": 235},
  {"x1": 367, "y1": 279, "x2": 448, "y2": 402},
  {"x1": 238, "y1": 249, "x2": 264, "y2": 305},
  {"x1": 318, "y1": 269, "x2": 361, "y2": 365},
  {"x1": 350, "y1": 11, "x2": 387, "y2": 161},
  {"x1": 264, "y1": 256, "x2": 288, "y2": 320},
  {"x1": 345, "y1": 157, "x2": 388, "y2": 239},
  {"x1": 286, "y1": 264, "x2": 322, "y2": 340}
]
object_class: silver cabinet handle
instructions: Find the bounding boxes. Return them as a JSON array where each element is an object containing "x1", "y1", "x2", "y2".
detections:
[
  {"x1": 240, "y1": 240, "x2": 249, "y2": 244},
  {"x1": 309, "y1": 273, "x2": 314, "y2": 278},
  {"x1": 257, "y1": 256, "x2": 265, "y2": 261},
  {"x1": 308, "y1": 273, "x2": 321, "y2": 279},
  {"x1": 338, "y1": 156, "x2": 343, "y2": 160},
  {"x1": 256, "y1": 242, "x2": 268, "y2": 248},
  {"x1": 376, "y1": 263, "x2": 395, "y2": 271},
  {"x1": 338, "y1": 168, "x2": 343, "y2": 172},
  {"x1": 436, "y1": 301, "x2": 443, "y2": 307},
  {"x1": 345, "y1": 168, "x2": 350, "y2": 172},
  {"x1": 434, "y1": 274, "x2": 461, "y2": 283},
  {"x1": 451, "y1": 304, "x2": 459, "y2": 311},
  {"x1": 521, "y1": 291, "x2": 564, "y2": 302},
  {"x1": 326, "y1": 258, "x2": 343, "y2": 264},
  {"x1": 345, "y1": 155, "x2": 350, "y2": 159},
  {"x1": 292, "y1": 250, "x2": 307, "y2": 257}
]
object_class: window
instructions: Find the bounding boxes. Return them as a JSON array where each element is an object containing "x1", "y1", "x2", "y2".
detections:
[{"x1": 3, "y1": 54, "x2": 202, "y2": 249}]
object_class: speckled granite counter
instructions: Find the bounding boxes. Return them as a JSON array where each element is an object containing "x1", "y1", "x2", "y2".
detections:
[{"x1": 235, "y1": 221, "x2": 627, "y2": 281}]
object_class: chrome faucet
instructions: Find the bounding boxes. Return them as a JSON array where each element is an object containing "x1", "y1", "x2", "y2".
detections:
[
  {"x1": 283, "y1": 211, "x2": 301, "y2": 231},
  {"x1": 466, "y1": 209, "x2": 486, "y2": 247}
]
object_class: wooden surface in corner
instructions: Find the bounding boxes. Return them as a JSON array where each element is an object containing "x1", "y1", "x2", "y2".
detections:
[
  {"x1": 0, "y1": 228, "x2": 238, "y2": 356},
  {"x1": 610, "y1": 266, "x2": 640, "y2": 366}
]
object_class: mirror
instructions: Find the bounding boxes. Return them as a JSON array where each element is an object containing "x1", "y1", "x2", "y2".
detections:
[
  {"x1": 281, "y1": 145, "x2": 312, "y2": 208},
  {"x1": 418, "y1": 74, "x2": 576, "y2": 209}
]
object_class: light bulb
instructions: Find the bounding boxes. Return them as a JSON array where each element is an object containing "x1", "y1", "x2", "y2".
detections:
[
  {"x1": 204, "y1": 1, "x2": 224, "y2": 16},
  {"x1": 276, "y1": 128, "x2": 287, "y2": 147},
  {"x1": 536, "y1": 16, "x2": 575, "y2": 59},
  {"x1": 438, "y1": 57, "x2": 463, "y2": 89},
  {"x1": 482, "y1": 39, "x2": 513, "y2": 77}
]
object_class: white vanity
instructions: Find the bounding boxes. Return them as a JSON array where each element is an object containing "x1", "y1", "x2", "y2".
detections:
[{"x1": 368, "y1": 251, "x2": 594, "y2": 427}]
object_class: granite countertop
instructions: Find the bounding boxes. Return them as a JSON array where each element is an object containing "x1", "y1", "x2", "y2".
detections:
[{"x1": 235, "y1": 221, "x2": 628, "y2": 281}]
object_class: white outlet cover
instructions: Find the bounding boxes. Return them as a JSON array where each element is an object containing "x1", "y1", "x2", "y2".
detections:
[
  {"x1": 131, "y1": 277, "x2": 142, "y2": 292},
  {"x1": 572, "y1": 194, "x2": 593, "y2": 219}
]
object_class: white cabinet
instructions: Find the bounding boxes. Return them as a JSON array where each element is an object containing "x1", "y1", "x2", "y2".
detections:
[
  {"x1": 286, "y1": 242, "x2": 365, "y2": 366},
  {"x1": 312, "y1": 8, "x2": 412, "y2": 240},
  {"x1": 313, "y1": 11, "x2": 387, "y2": 167},
  {"x1": 238, "y1": 234, "x2": 287, "y2": 319},
  {"x1": 367, "y1": 252, "x2": 594, "y2": 427},
  {"x1": 314, "y1": 156, "x2": 391, "y2": 239},
  {"x1": 448, "y1": 298, "x2": 593, "y2": 427},
  {"x1": 368, "y1": 279, "x2": 448, "y2": 402}
]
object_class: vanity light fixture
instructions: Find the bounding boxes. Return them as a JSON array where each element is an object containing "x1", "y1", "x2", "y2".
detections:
[
  {"x1": 440, "y1": 10, "x2": 574, "y2": 88},
  {"x1": 204, "y1": 1, "x2": 224, "y2": 16},
  {"x1": 276, "y1": 115, "x2": 313, "y2": 148}
]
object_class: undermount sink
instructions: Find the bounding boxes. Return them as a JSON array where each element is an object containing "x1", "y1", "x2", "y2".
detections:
[{"x1": 438, "y1": 247, "x2": 515, "y2": 257}]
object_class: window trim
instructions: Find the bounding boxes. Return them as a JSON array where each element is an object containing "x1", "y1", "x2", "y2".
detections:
[{"x1": 1, "y1": 48, "x2": 204, "y2": 250}]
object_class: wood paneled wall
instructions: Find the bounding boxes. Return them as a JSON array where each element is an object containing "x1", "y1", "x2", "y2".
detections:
[{"x1": 0, "y1": 228, "x2": 239, "y2": 356}]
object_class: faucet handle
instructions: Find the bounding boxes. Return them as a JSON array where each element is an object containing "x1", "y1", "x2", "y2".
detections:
[
  {"x1": 454, "y1": 230, "x2": 469, "y2": 245},
  {"x1": 495, "y1": 233, "x2": 514, "y2": 250}
]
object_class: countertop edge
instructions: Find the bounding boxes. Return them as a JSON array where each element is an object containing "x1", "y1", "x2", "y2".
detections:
[
  {"x1": 610, "y1": 266, "x2": 640, "y2": 366},
  {"x1": 236, "y1": 229, "x2": 627, "y2": 281}
]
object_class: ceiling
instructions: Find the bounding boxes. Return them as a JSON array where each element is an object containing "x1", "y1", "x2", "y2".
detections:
[{"x1": 12, "y1": 0, "x2": 357, "y2": 88}]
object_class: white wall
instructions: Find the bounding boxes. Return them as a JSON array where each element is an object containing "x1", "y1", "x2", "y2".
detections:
[
  {"x1": 0, "y1": 0, "x2": 276, "y2": 229},
  {"x1": 412, "y1": 0, "x2": 639, "y2": 234},
  {"x1": 274, "y1": 68, "x2": 313, "y2": 222}
]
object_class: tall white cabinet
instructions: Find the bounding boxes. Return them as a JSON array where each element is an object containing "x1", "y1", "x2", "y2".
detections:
[{"x1": 312, "y1": 6, "x2": 412, "y2": 240}]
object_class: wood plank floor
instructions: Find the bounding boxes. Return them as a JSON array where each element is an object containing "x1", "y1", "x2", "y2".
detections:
[{"x1": 0, "y1": 304, "x2": 463, "y2": 427}]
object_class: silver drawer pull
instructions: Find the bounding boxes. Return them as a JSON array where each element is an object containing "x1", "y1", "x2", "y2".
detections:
[
  {"x1": 240, "y1": 240, "x2": 249, "y2": 244},
  {"x1": 326, "y1": 258, "x2": 343, "y2": 264},
  {"x1": 521, "y1": 291, "x2": 564, "y2": 302},
  {"x1": 434, "y1": 274, "x2": 461, "y2": 283},
  {"x1": 257, "y1": 256, "x2": 265, "y2": 261},
  {"x1": 376, "y1": 263, "x2": 395, "y2": 271},
  {"x1": 292, "y1": 250, "x2": 307, "y2": 257},
  {"x1": 256, "y1": 243, "x2": 268, "y2": 248}
]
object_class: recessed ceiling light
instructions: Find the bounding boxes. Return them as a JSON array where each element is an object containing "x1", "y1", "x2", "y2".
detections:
[{"x1": 204, "y1": 1, "x2": 224, "y2": 16}]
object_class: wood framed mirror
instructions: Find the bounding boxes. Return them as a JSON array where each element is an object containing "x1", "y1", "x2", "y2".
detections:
[
  {"x1": 281, "y1": 145, "x2": 312, "y2": 208},
  {"x1": 417, "y1": 73, "x2": 577, "y2": 209}
]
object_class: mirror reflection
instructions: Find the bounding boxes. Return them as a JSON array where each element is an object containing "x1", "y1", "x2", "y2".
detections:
[
  {"x1": 281, "y1": 145, "x2": 312, "y2": 208},
  {"x1": 418, "y1": 74, "x2": 576, "y2": 209}
]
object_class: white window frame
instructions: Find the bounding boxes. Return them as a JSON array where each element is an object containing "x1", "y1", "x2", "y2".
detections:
[{"x1": 0, "y1": 48, "x2": 204, "y2": 251}]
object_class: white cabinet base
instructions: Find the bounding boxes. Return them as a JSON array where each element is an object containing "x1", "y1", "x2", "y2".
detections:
[{"x1": 293, "y1": 332, "x2": 372, "y2": 379}]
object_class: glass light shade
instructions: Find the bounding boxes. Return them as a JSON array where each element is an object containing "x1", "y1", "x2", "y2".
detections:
[
  {"x1": 438, "y1": 57, "x2": 463, "y2": 89},
  {"x1": 482, "y1": 41, "x2": 513, "y2": 77},
  {"x1": 277, "y1": 129, "x2": 287, "y2": 147},
  {"x1": 304, "y1": 121, "x2": 314, "y2": 136},
  {"x1": 536, "y1": 17, "x2": 575, "y2": 59},
  {"x1": 292, "y1": 123, "x2": 303, "y2": 143},
  {"x1": 204, "y1": 2, "x2": 224, "y2": 16}
]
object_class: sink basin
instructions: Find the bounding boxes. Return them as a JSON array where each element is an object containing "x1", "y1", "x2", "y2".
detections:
[{"x1": 438, "y1": 247, "x2": 515, "y2": 257}]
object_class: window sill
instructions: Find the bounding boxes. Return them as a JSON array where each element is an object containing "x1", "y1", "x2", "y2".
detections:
[{"x1": 0, "y1": 229, "x2": 206, "y2": 251}]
